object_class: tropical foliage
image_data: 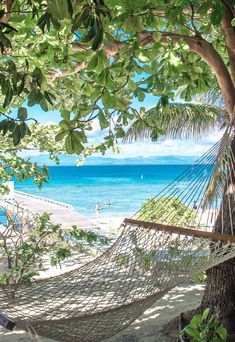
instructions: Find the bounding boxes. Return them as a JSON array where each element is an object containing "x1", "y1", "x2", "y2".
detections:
[
  {"x1": 0, "y1": 123, "x2": 62, "y2": 192},
  {"x1": 139, "y1": 196, "x2": 196, "y2": 226},
  {"x1": 0, "y1": 209, "x2": 109, "y2": 286},
  {"x1": 0, "y1": 0, "x2": 234, "y2": 153},
  {"x1": 125, "y1": 100, "x2": 228, "y2": 142},
  {"x1": 180, "y1": 309, "x2": 228, "y2": 342},
  {"x1": 0, "y1": 0, "x2": 234, "y2": 191}
]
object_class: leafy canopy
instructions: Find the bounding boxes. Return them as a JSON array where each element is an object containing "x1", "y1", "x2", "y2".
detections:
[{"x1": 0, "y1": 0, "x2": 231, "y2": 156}]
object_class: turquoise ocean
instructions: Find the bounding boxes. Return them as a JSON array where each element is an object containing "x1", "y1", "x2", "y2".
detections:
[{"x1": 15, "y1": 165, "x2": 190, "y2": 219}]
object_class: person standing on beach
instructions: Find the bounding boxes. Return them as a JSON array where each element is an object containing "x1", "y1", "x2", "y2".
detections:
[{"x1": 95, "y1": 202, "x2": 101, "y2": 213}]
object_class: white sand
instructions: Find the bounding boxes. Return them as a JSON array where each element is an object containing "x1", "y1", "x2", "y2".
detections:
[
  {"x1": 108, "y1": 283, "x2": 205, "y2": 342},
  {"x1": 0, "y1": 283, "x2": 204, "y2": 342}
]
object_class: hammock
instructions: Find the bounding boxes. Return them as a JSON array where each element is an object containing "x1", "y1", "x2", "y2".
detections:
[{"x1": 0, "y1": 129, "x2": 235, "y2": 342}]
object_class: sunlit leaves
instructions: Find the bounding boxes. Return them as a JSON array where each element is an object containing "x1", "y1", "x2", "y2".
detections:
[
  {"x1": 210, "y1": 1, "x2": 224, "y2": 26},
  {"x1": 0, "y1": 22, "x2": 17, "y2": 53},
  {"x1": 47, "y1": 0, "x2": 69, "y2": 20},
  {"x1": 0, "y1": 212, "x2": 109, "y2": 285},
  {"x1": 65, "y1": 131, "x2": 84, "y2": 154},
  {"x1": 0, "y1": 0, "x2": 232, "y2": 158},
  {"x1": 98, "y1": 109, "x2": 109, "y2": 129}
]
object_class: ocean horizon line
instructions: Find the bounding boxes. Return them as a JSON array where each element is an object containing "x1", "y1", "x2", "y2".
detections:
[{"x1": 24, "y1": 154, "x2": 199, "y2": 166}]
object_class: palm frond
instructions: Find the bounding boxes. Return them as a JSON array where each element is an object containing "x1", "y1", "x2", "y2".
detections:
[
  {"x1": 201, "y1": 128, "x2": 234, "y2": 209},
  {"x1": 124, "y1": 102, "x2": 227, "y2": 142}
]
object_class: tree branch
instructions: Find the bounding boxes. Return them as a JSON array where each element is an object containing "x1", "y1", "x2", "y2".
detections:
[
  {"x1": 48, "y1": 62, "x2": 86, "y2": 83},
  {"x1": 184, "y1": 36, "x2": 235, "y2": 117},
  {"x1": 49, "y1": 29, "x2": 235, "y2": 117},
  {"x1": 129, "y1": 31, "x2": 235, "y2": 117},
  {"x1": 221, "y1": 1, "x2": 235, "y2": 85},
  {"x1": 49, "y1": 41, "x2": 125, "y2": 82},
  {"x1": 0, "y1": 0, "x2": 14, "y2": 24}
]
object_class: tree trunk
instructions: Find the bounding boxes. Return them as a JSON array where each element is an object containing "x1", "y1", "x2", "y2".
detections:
[{"x1": 199, "y1": 136, "x2": 235, "y2": 341}]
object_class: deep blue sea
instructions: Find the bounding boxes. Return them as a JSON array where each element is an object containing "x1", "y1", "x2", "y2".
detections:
[{"x1": 15, "y1": 165, "x2": 190, "y2": 219}]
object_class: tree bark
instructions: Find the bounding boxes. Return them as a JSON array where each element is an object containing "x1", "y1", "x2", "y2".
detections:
[
  {"x1": 221, "y1": 1, "x2": 235, "y2": 85},
  {"x1": 0, "y1": 0, "x2": 14, "y2": 24},
  {"x1": 199, "y1": 137, "x2": 235, "y2": 341}
]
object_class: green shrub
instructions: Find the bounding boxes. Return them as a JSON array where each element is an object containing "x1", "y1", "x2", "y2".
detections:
[
  {"x1": 180, "y1": 308, "x2": 228, "y2": 342},
  {"x1": 0, "y1": 210, "x2": 109, "y2": 286},
  {"x1": 139, "y1": 196, "x2": 196, "y2": 226}
]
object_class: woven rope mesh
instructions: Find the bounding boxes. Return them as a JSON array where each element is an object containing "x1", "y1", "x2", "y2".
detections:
[{"x1": 0, "y1": 129, "x2": 235, "y2": 342}]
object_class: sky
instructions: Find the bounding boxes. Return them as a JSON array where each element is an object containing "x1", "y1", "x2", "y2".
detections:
[{"x1": 21, "y1": 97, "x2": 223, "y2": 162}]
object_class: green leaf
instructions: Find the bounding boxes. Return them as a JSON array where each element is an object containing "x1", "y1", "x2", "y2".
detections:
[
  {"x1": 136, "y1": 87, "x2": 145, "y2": 101},
  {"x1": 210, "y1": 2, "x2": 224, "y2": 26},
  {"x1": 102, "y1": 91, "x2": 114, "y2": 108},
  {"x1": 184, "y1": 326, "x2": 200, "y2": 339},
  {"x1": 0, "y1": 22, "x2": 17, "y2": 33},
  {"x1": 65, "y1": 134, "x2": 73, "y2": 153},
  {"x1": 92, "y1": 18, "x2": 104, "y2": 51},
  {"x1": 216, "y1": 326, "x2": 228, "y2": 340},
  {"x1": 39, "y1": 98, "x2": 48, "y2": 111},
  {"x1": 7, "y1": 119, "x2": 16, "y2": 133},
  {"x1": 114, "y1": 97, "x2": 127, "y2": 111},
  {"x1": 65, "y1": 132, "x2": 84, "y2": 154},
  {"x1": 28, "y1": 91, "x2": 42, "y2": 107},
  {"x1": 159, "y1": 95, "x2": 169, "y2": 107},
  {"x1": 87, "y1": 54, "x2": 98, "y2": 70},
  {"x1": 47, "y1": 0, "x2": 69, "y2": 20},
  {"x1": 61, "y1": 110, "x2": 70, "y2": 121},
  {"x1": 190, "y1": 314, "x2": 201, "y2": 327},
  {"x1": 0, "y1": 30, "x2": 11, "y2": 52},
  {"x1": 17, "y1": 107, "x2": 28, "y2": 121},
  {"x1": 59, "y1": 120, "x2": 71, "y2": 131},
  {"x1": 3, "y1": 86, "x2": 13, "y2": 108},
  {"x1": 115, "y1": 127, "x2": 125, "y2": 138},
  {"x1": 37, "y1": 12, "x2": 50, "y2": 33},
  {"x1": 70, "y1": 131, "x2": 85, "y2": 153},
  {"x1": 44, "y1": 91, "x2": 54, "y2": 105},
  {"x1": 55, "y1": 131, "x2": 67, "y2": 141},
  {"x1": 66, "y1": 0, "x2": 73, "y2": 18},
  {"x1": 98, "y1": 109, "x2": 109, "y2": 129},
  {"x1": 17, "y1": 76, "x2": 25, "y2": 95},
  {"x1": 0, "y1": 119, "x2": 8, "y2": 133},
  {"x1": 201, "y1": 308, "x2": 210, "y2": 321},
  {"x1": 95, "y1": 4, "x2": 111, "y2": 19},
  {"x1": 12, "y1": 124, "x2": 22, "y2": 146},
  {"x1": 231, "y1": 18, "x2": 235, "y2": 27},
  {"x1": 72, "y1": 6, "x2": 90, "y2": 30},
  {"x1": 138, "y1": 52, "x2": 149, "y2": 62}
]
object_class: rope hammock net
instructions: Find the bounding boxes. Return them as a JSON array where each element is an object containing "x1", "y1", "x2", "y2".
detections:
[{"x1": 0, "y1": 128, "x2": 235, "y2": 342}]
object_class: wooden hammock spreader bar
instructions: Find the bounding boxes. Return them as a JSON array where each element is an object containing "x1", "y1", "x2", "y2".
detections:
[{"x1": 124, "y1": 218, "x2": 235, "y2": 243}]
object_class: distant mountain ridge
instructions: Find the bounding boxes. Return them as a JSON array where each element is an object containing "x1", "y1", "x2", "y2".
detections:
[{"x1": 25, "y1": 153, "x2": 198, "y2": 166}]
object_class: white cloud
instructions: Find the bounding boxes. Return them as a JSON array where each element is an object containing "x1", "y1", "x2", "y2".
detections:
[
  {"x1": 19, "y1": 129, "x2": 224, "y2": 160},
  {"x1": 42, "y1": 121, "x2": 57, "y2": 126},
  {"x1": 100, "y1": 130, "x2": 224, "y2": 159}
]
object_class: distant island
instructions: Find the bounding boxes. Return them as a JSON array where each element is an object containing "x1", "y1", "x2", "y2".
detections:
[{"x1": 24, "y1": 153, "x2": 198, "y2": 166}]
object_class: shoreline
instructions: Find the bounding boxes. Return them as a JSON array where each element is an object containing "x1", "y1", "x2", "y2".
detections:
[
  {"x1": 13, "y1": 190, "x2": 128, "y2": 229},
  {"x1": 1, "y1": 191, "x2": 100, "y2": 230}
]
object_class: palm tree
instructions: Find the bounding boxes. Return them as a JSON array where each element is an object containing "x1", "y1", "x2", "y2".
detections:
[
  {"x1": 124, "y1": 95, "x2": 235, "y2": 337},
  {"x1": 125, "y1": 94, "x2": 228, "y2": 143}
]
